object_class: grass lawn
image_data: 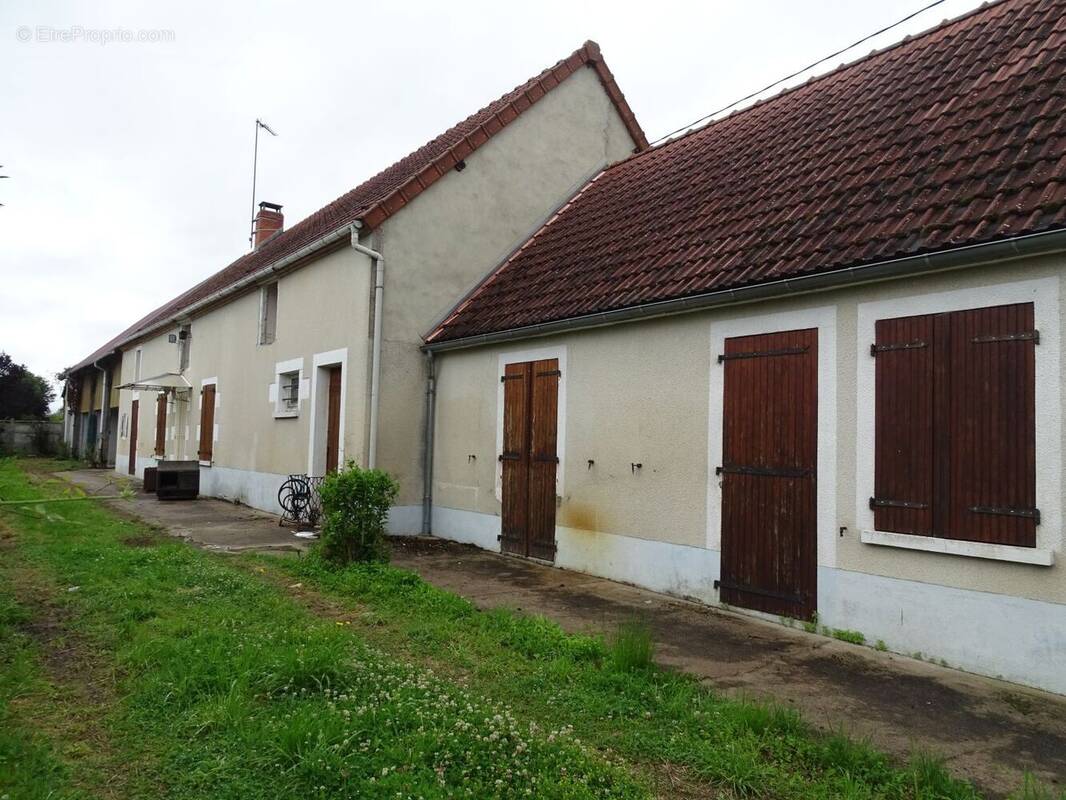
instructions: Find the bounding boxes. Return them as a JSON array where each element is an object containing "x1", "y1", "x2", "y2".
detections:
[{"x1": 0, "y1": 457, "x2": 1056, "y2": 799}]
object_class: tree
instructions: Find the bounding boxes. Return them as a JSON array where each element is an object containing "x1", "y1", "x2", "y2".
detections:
[{"x1": 0, "y1": 352, "x2": 55, "y2": 420}]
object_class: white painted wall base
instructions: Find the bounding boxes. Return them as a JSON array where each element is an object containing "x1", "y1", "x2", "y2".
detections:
[
  {"x1": 198, "y1": 465, "x2": 289, "y2": 515},
  {"x1": 423, "y1": 507, "x2": 1066, "y2": 695},
  {"x1": 817, "y1": 566, "x2": 1066, "y2": 695},
  {"x1": 386, "y1": 505, "x2": 423, "y2": 536}
]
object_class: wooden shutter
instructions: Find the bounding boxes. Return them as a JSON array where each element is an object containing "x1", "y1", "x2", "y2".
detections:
[
  {"x1": 947, "y1": 303, "x2": 1036, "y2": 547},
  {"x1": 154, "y1": 393, "x2": 167, "y2": 457},
  {"x1": 873, "y1": 303, "x2": 1036, "y2": 546},
  {"x1": 198, "y1": 384, "x2": 216, "y2": 462},
  {"x1": 527, "y1": 359, "x2": 560, "y2": 561},
  {"x1": 872, "y1": 314, "x2": 935, "y2": 535},
  {"x1": 499, "y1": 363, "x2": 530, "y2": 555}
]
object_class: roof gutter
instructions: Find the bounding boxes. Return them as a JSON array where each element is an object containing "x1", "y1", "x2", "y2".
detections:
[{"x1": 425, "y1": 228, "x2": 1066, "y2": 352}]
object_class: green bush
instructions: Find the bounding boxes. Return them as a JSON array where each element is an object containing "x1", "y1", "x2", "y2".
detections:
[{"x1": 317, "y1": 461, "x2": 398, "y2": 565}]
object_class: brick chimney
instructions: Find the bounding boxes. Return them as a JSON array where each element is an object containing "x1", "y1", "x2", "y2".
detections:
[{"x1": 253, "y1": 201, "x2": 283, "y2": 248}]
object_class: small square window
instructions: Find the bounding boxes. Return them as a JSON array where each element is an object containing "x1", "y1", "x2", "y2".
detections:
[{"x1": 278, "y1": 370, "x2": 300, "y2": 415}]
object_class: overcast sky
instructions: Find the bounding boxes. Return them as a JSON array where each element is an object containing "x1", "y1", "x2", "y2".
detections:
[{"x1": 1, "y1": 0, "x2": 986, "y2": 403}]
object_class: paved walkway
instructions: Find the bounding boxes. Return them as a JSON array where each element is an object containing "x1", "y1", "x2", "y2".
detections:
[{"x1": 62, "y1": 470, "x2": 1066, "y2": 796}]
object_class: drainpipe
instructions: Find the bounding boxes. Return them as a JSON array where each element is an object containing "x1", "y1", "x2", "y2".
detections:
[
  {"x1": 92, "y1": 360, "x2": 110, "y2": 466},
  {"x1": 421, "y1": 350, "x2": 436, "y2": 535},
  {"x1": 349, "y1": 224, "x2": 385, "y2": 470}
]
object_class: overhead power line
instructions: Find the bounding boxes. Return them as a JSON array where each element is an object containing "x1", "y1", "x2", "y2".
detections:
[{"x1": 649, "y1": 0, "x2": 949, "y2": 146}]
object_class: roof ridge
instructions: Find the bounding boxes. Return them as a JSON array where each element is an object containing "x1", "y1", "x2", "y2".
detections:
[
  {"x1": 603, "y1": 0, "x2": 1024, "y2": 171},
  {"x1": 67, "y1": 40, "x2": 647, "y2": 373}
]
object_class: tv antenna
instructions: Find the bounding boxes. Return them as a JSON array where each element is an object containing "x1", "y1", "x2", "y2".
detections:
[{"x1": 249, "y1": 119, "x2": 278, "y2": 246}]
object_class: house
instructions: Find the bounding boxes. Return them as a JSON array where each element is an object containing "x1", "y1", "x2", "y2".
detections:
[
  {"x1": 421, "y1": 0, "x2": 1066, "y2": 694},
  {"x1": 61, "y1": 41, "x2": 646, "y2": 520}
]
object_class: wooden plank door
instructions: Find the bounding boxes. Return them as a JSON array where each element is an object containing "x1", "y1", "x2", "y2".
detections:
[
  {"x1": 128, "y1": 399, "x2": 138, "y2": 475},
  {"x1": 500, "y1": 359, "x2": 559, "y2": 560},
  {"x1": 325, "y1": 366, "x2": 342, "y2": 474},
  {"x1": 719, "y1": 329, "x2": 817, "y2": 620},
  {"x1": 154, "y1": 393, "x2": 167, "y2": 457},
  {"x1": 198, "y1": 384, "x2": 216, "y2": 462}
]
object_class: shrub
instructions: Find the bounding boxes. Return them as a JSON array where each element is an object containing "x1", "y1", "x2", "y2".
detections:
[
  {"x1": 317, "y1": 461, "x2": 398, "y2": 565},
  {"x1": 607, "y1": 618, "x2": 655, "y2": 672}
]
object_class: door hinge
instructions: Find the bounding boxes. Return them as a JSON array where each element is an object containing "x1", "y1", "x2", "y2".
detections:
[
  {"x1": 869, "y1": 497, "x2": 929, "y2": 510},
  {"x1": 717, "y1": 464, "x2": 812, "y2": 478},
  {"x1": 870, "y1": 340, "x2": 927, "y2": 356},
  {"x1": 717, "y1": 345, "x2": 808, "y2": 363}
]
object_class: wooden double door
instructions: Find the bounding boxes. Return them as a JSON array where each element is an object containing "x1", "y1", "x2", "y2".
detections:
[
  {"x1": 500, "y1": 359, "x2": 560, "y2": 561},
  {"x1": 718, "y1": 328, "x2": 818, "y2": 621}
]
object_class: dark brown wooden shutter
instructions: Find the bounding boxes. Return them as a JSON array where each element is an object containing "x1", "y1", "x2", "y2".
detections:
[
  {"x1": 946, "y1": 303, "x2": 1036, "y2": 547},
  {"x1": 872, "y1": 314, "x2": 935, "y2": 535},
  {"x1": 154, "y1": 393, "x2": 167, "y2": 457},
  {"x1": 873, "y1": 303, "x2": 1036, "y2": 546},
  {"x1": 499, "y1": 363, "x2": 530, "y2": 555},
  {"x1": 527, "y1": 359, "x2": 560, "y2": 561},
  {"x1": 198, "y1": 384, "x2": 216, "y2": 462},
  {"x1": 128, "y1": 399, "x2": 139, "y2": 475}
]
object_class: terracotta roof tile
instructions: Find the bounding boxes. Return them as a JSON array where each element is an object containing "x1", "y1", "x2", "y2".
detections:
[
  {"x1": 430, "y1": 0, "x2": 1066, "y2": 343},
  {"x1": 69, "y1": 41, "x2": 646, "y2": 373}
]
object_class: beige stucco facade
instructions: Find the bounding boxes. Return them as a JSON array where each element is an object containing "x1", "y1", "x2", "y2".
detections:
[
  {"x1": 428, "y1": 253, "x2": 1066, "y2": 693},
  {"x1": 97, "y1": 63, "x2": 637, "y2": 516}
]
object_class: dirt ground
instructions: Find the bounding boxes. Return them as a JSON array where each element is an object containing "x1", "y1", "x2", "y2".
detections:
[
  {"x1": 390, "y1": 537, "x2": 1066, "y2": 797},
  {"x1": 60, "y1": 469, "x2": 1066, "y2": 796}
]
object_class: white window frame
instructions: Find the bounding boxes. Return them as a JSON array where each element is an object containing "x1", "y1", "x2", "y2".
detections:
[
  {"x1": 855, "y1": 277, "x2": 1060, "y2": 565},
  {"x1": 269, "y1": 357, "x2": 307, "y2": 419}
]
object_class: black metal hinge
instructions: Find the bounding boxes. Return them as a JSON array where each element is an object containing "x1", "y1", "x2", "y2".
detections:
[
  {"x1": 870, "y1": 340, "x2": 927, "y2": 356},
  {"x1": 870, "y1": 497, "x2": 929, "y2": 510},
  {"x1": 714, "y1": 578, "x2": 804, "y2": 605},
  {"x1": 717, "y1": 464, "x2": 813, "y2": 478},
  {"x1": 536, "y1": 369, "x2": 562, "y2": 377},
  {"x1": 971, "y1": 330, "x2": 1040, "y2": 345},
  {"x1": 969, "y1": 505, "x2": 1041, "y2": 523},
  {"x1": 717, "y1": 346, "x2": 808, "y2": 363},
  {"x1": 500, "y1": 374, "x2": 524, "y2": 383}
]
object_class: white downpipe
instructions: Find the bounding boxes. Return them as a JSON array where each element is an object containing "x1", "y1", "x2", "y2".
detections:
[{"x1": 349, "y1": 225, "x2": 384, "y2": 470}]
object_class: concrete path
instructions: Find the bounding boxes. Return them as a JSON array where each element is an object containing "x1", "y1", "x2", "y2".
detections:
[
  {"x1": 60, "y1": 470, "x2": 1066, "y2": 796},
  {"x1": 63, "y1": 469, "x2": 310, "y2": 554}
]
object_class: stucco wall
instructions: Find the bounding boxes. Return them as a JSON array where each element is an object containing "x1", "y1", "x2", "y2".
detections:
[
  {"x1": 430, "y1": 254, "x2": 1066, "y2": 690},
  {"x1": 430, "y1": 254, "x2": 1066, "y2": 606},
  {"x1": 114, "y1": 245, "x2": 373, "y2": 502},
  {"x1": 108, "y1": 63, "x2": 635, "y2": 513},
  {"x1": 373, "y1": 64, "x2": 639, "y2": 507}
]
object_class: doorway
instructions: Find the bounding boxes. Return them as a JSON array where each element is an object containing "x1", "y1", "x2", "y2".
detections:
[
  {"x1": 500, "y1": 358, "x2": 559, "y2": 561},
  {"x1": 718, "y1": 328, "x2": 818, "y2": 620}
]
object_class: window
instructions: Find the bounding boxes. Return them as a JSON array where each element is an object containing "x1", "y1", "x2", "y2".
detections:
[
  {"x1": 872, "y1": 302, "x2": 1037, "y2": 547},
  {"x1": 198, "y1": 383, "x2": 216, "y2": 463},
  {"x1": 259, "y1": 283, "x2": 278, "y2": 345},
  {"x1": 278, "y1": 371, "x2": 300, "y2": 415},
  {"x1": 134, "y1": 348, "x2": 142, "y2": 381}
]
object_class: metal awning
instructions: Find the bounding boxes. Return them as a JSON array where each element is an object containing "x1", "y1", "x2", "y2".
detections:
[{"x1": 116, "y1": 372, "x2": 192, "y2": 393}]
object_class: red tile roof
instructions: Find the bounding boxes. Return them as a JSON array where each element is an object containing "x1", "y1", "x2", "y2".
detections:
[
  {"x1": 69, "y1": 41, "x2": 646, "y2": 373},
  {"x1": 429, "y1": 0, "x2": 1066, "y2": 344}
]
